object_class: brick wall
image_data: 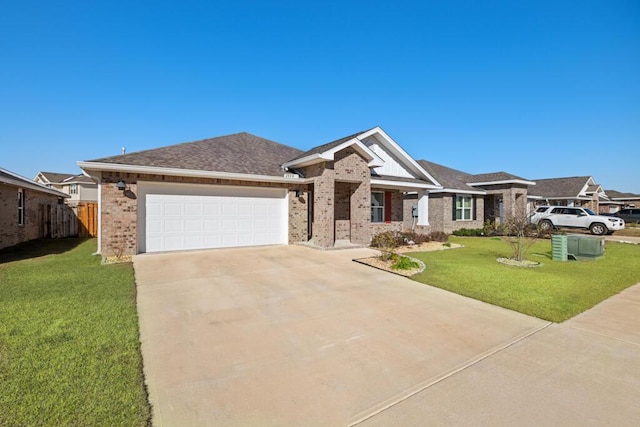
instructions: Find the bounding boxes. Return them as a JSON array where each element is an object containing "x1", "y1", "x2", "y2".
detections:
[
  {"x1": 428, "y1": 193, "x2": 485, "y2": 234},
  {"x1": 334, "y1": 182, "x2": 351, "y2": 240},
  {"x1": 298, "y1": 147, "x2": 372, "y2": 247},
  {"x1": 100, "y1": 172, "x2": 306, "y2": 258},
  {"x1": 288, "y1": 188, "x2": 309, "y2": 243},
  {"x1": 370, "y1": 189, "x2": 404, "y2": 236},
  {"x1": 335, "y1": 147, "x2": 371, "y2": 245},
  {"x1": 0, "y1": 185, "x2": 63, "y2": 250}
]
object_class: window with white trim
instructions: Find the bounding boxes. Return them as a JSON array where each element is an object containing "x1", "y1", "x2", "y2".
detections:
[
  {"x1": 17, "y1": 188, "x2": 24, "y2": 226},
  {"x1": 371, "y1": 192, "x2": 384, "y2": 223},
  {"x1": 70, "y1": 183, "x2": 78, "y2": 194},
  {"x1": 455, "y1": 195, "x2": 472, "y2": 221}
]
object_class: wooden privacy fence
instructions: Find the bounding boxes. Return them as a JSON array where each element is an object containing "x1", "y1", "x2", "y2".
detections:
[
  {"x1": 38, "y1": 202, "x2": 98, "y2": 239},
  {"x1": 77, "y1": 202, "x2": 98, "y2": 238}
]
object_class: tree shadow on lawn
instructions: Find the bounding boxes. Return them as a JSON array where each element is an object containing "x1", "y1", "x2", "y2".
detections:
[{"x1": 0, "y1": 238, "x2": 90, "y2": 265}]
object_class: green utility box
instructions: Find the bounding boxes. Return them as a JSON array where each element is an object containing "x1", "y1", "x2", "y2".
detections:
[
  {"x1": 567, "y1": 235, "x2": 605, "y2": 259},
  {"x1": 552, "y1": 234, "x2": 568, "y2": 261}
]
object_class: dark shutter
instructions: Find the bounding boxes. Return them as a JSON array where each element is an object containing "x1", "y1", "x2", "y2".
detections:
[
  {"x1": 385, "y1": 192, "x2": 392, "y2": 223},
  {"x1": 452, "y1": 195, "x2": 457, "y2": 221}
]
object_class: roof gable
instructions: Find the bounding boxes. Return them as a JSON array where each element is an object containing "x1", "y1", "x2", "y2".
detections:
[
  {"x1": 283, "y1": 128, "x2": 384, "y2": 169},
  {"x1": 36, "y1": 171, "x2": 77, "y2": 184},
  {"x1": 282, "y1": 127, "x2": 439, "y2": 186}
]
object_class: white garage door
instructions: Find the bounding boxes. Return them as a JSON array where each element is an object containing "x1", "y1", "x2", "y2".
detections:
[{"x1": 139, "y1": 183, "x2": 287, "y2": 253}]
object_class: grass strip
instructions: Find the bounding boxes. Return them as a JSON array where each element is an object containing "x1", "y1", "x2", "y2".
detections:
[
  {"x1": 0, "y1": 239, "x2": 151, "y2": 426},
  {"x1": 411, "y1": 237, "x2": 640, "y2": 322}
]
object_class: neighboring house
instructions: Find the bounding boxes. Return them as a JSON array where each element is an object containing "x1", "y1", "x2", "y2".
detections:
[
  {"x1": 603, "y1": 190, "x2": 640, "y2": 211},
  {"x1": 78, "y1": 128, "x2": 443, "y2": 259},
  {"x1": 528, "y1": 176, "x2": 606, "y2": 212},
  {"x1": 34, "y1": 171, "x2": 98, "y2": 206},
  {"x1": 405, "y1": 161, "x2": 534, "y2": 234},
  {"x1": 0, "y1": 167, "x2": 69, "y2": 250}
]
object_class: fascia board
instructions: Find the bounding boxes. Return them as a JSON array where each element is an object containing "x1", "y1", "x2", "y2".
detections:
[
  {"x1": 282, "y1": 138, "x2": 385, "y2": 169},
  {"x1": 429, "y1": 188, "x2": 486, "y2": 195},
  {"x1": 282, "y1": 153, "x2": 328, "y2": 169},
  {"x1": 371, "y1": 178, "x2": 442, "y2": 191},
  {"x1": 360, "y1": 127, "x2": 441, "y2": 187},
  {"x1": 77, "y1": 161, "x2": 313, "y2": 184},
  {"x1": 0, "y1": 175, "x2": 69, "y2": 198},
  {"x1": 468, "y1": 179, "x2": 535, "y2": 187}
]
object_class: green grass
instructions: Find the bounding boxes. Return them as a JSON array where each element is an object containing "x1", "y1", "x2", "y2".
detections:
[
  {"x1": 411, "y1": 236, "x2": 640, "y2": 322},
  {"x1": 0, "y1": 239, "x2": 151, "y2": 426}
]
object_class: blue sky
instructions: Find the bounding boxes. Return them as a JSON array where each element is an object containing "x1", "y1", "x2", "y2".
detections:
[{"x1": 2, "y1": 1, "x2": 639, "y2": 192}]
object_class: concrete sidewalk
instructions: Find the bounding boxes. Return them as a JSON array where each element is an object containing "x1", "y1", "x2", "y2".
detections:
[
  {"x1": 358, "y1": 283, "x2": 640, "y2": 426},
  {"x1": 134, "y1": 245, "x2": 550, "y2": 426}
]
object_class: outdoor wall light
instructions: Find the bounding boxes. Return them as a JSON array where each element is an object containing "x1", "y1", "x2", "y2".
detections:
[
  {"x1": 116, "y1": 180, "x2": 127, "y2": 191},
  {"x1": 295, "y1": 189, "x2": 303, "y2": 197}
]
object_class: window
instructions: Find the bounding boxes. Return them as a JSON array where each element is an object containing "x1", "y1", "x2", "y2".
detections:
[
  {"x1": 455, "y1": 195, "x2": 473, "y2": 221},
  {"x1": 371, "y1": 192, "x2": 384, "y2": 223},
  {"x1": 69, "y1": 183, "x2": 78, "y2": 194},
  {"x1": 17, "y1": 189, "x2": 24, "y2": 226}
]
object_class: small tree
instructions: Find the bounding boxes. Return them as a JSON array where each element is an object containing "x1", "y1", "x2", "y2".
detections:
[{"x1": 502, "y1": 207, "x2": 538, "y2": 261}]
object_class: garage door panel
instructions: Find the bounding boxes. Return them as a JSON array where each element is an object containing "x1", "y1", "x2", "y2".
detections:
[
  {"x1": 164, "y1": 203, "x2": 183, "y2": 216},
  {"x1": 143, "y1": 186, "x2": 286, "y2": 253},
  {"x1": 184, "y1": 219, "x2": 202, "y2": 233},
  {"x1": 184, "y1": 202, "x2": 203, "y2": 216},
  {"x1": 163, "y1": 219, "x2": 184, "y2": 233}
]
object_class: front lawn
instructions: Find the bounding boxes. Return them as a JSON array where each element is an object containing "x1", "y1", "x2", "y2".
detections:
[
  {"x1": 410, "y1": 237, "x2": 640, "y2": 322},
  {"x1": 0, "y1": 239, "x2": 151, "y2": 426}
]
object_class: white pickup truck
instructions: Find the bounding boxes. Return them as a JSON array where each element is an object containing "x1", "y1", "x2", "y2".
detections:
[{"x1": 530, "y1": 206, "x2": 625, "y2": 235}]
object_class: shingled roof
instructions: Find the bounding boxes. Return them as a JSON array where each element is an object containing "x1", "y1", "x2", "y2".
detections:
[
  {"x1": 467, "y1": 171, "x2": 531, "y2": 183},
  {"x1": 287, "y1": 129, "x2": 374, "y2": 162},
  {"x1": 38, "y1": 172, "x2": 94, "y2": 184},
  {"x1": 605, "y1": 190, "x2": 640, "y2": 199},
  {"x1": 528, "y1": 176, "x2": 592, "y2": 198},
  {"x1": 1, "y1": 168, "x2": 69, "y2": 197},
  {"x1": 417, "y1": 160, "x2": 478, "y2": 192},
  {"x1": 38, "y1": 171, "x2": 75, "y2": 183},
  {"x1": 88, "y1": 132, "x2": 304, "y2": 177}
]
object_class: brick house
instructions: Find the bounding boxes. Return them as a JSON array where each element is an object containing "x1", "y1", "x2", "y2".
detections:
[
  {"x1": 78, "y1": 127, "x2": 442, "y2": 259},
  {"x1": 0, "y1": 167, "x2": 68, "y2": 250},
  {"x1": 528, "y1": 176, "x2": 605, "y2": 212},
  {"x1": 601, "y1": 190, "x2": 640, "y2": 213},
  {"x1": 405, "y1": 161, "x2": 534, "y2": 234}
]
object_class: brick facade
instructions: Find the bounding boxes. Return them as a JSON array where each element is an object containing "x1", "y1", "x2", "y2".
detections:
[
  {"x1": 99, "y1": 172, "x2": 309, "y2": 258},
  {"x1": 0, "y1": 185, "x2": 63, "y2": 250},
  {"x1": 371, "y1": 189, "x2": 404, "y2": 235},
  {"x1": 298, "y1": 147, "x2": 372, "y2": 247}
]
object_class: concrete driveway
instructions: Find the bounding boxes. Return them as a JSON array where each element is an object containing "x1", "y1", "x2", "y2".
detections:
[{"x1": 134, "y1": 245, "x2": 640, "y2": 426}]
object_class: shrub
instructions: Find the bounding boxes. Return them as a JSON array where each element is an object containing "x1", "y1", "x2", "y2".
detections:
[
  {"x1": 391, "y1": 256, "x2": 421, "y2": 270},
  {"x1": 370, "y1": 231, "x2": 399, "y2": 260},
  {"x1": 428, "y1": 231, "x2": 449, "y2": 242},
  {"x1": 452, "y1": 228, "x2": 484, "y2": 237},
  {"x1": 400, "y1": 231, "x2": 432, "y2": 244},
  {"x1": 483, "y1": 219, "x2": 497, "y2": 236}
]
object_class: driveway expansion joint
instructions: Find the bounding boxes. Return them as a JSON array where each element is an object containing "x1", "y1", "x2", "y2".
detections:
[{"x1": 348, "y1": 321, "x2": 553, "y2": 427}]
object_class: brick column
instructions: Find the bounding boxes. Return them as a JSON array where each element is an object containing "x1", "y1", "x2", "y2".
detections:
[{"x1": 312, "y1": 168, "x2": 335, "y2": 248}]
